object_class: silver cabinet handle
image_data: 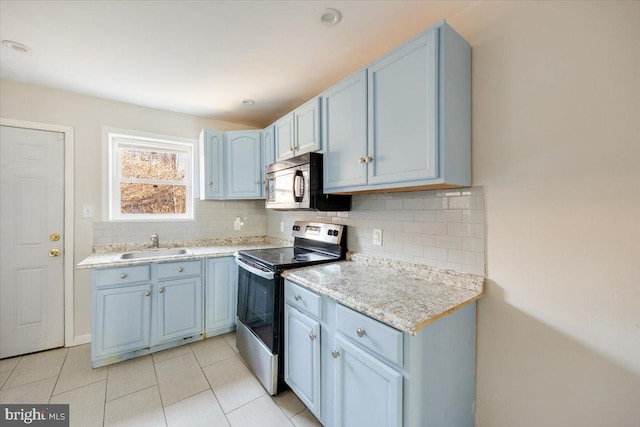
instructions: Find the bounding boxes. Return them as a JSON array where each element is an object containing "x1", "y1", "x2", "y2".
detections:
[
  {"x1": 121, "y1": 273, "x2": 127, "y2": 279},
  {"x1": 209, "y1": 181, "x2": 213, "y2": 186},
  {"x1": 309, "y1": 332, "x2": 316, "y2": 341},
  {"x1": 294, "y1": 294, "x2": 301, "y2": 301},
  {"x1": 364, "y1": 156, "x2": 373, "y2": 163},
  {"x1": 159, "y1": 287, "x2": 164, "y2": 293},
  {"x1": 177, "y1": 267, "x2": 183, "y2": 272},
  {"x1": 356, "y1": 328, "x2": 366, "y2": 338},
  {"x1": 144, "y1": 291, "x2": 150, "y2": 296},
  {"x1": 331, "y1": 350, "x2": 340, "y2": 359},
  {"x1": 358, "y1": 157, "x2": 365, "y2": 163}
]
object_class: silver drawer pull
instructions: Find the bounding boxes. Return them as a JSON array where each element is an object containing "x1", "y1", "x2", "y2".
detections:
[
  {"x1": 356, "y1": 328, "x2": 366, "y2": 338},
  {"x1": 331, "y1": 350, "x2": 340, "y2": 359},
  {"x1": 144, "y1": 291, "x2": 150, "y2": 297},
  {"x1": 177, "y1": 267, "x2": 184, "y2": 272},
  {"x1": 294, "y1": 294, "x2": 301, "y2": 301},
  {"x1": 159, "y1": 287, "x2": 164, "y2": 293},
  {"x1": 121, "y1": 273, "x2": 127, "y2": 279},
  {"x1": 309, "y1": 332, "x2": 316, "y2": 341}
]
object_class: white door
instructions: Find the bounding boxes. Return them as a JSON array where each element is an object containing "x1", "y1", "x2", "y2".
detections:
[{"x1": 0, "y1": 125, "x2": 65, "y2": 358}]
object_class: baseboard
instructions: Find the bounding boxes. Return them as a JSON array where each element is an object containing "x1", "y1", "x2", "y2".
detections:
[{"x1": 69, "y1": 334, "x2": 91, "y2": 346}]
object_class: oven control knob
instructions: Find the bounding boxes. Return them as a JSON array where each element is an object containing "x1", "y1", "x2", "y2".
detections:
[
  {"x1": 332, "y1": 230, "x2": 339, "y2": 236},
  {"x1": 327, "y1": 230, "x2": 332, "y2": 236}
]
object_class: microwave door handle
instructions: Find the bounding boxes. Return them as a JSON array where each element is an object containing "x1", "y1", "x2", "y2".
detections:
[{"x1": 293, "y1": 170, "x2": 305, "y2": 202}]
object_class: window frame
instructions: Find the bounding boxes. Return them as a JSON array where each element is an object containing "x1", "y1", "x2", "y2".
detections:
[{"x1": 105, "y1": 129, "x2": 196, "y2": 221}]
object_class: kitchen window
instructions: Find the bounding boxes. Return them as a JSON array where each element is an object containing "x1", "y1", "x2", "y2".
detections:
[{"x1": 107, "y1": 130, "x2": 194, "y2": 220}]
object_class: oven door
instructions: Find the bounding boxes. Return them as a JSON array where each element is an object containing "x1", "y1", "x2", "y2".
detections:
[{"x1": 235, "y1": 256, "x2": 278, "y2": 353}]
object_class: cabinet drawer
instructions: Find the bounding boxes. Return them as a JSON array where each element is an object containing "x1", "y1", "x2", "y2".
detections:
[
  {"x1": 285, "y1": 280, "x2": 322, "y2": 319},
  {"x1": 336, "y1": 304, "x2": 403, "y2": 367},
  {"x1": 95, "y1": 265, "x2": 151, "y2": 286},
  {"x1": 158, "y1": 260, "x2": 202, "y2": 280}
]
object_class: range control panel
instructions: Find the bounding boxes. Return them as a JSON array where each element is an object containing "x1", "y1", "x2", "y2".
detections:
[{"x1": 291, "y1": 221, "x2": 344, "y2": 245}]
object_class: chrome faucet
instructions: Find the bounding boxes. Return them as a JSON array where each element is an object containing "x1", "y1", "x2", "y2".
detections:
[{"x1": 151, "y1": 233, "x2": 159, "y2": 248}]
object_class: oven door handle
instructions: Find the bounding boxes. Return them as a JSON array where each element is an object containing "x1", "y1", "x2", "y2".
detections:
[{"x1": 235, "y1": 256, "x2": 275, "y2": 281}]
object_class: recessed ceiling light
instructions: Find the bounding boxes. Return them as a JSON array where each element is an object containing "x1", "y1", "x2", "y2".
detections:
[
  {"x1": 242, "y1": 99, "x2": 255, "y2": 105},
  {"x1": 1, "y1": 40, "x2": 31, "y2": 53},
  {"x1": 319, "y1": 8, "x2": 342, "y2": 26}
]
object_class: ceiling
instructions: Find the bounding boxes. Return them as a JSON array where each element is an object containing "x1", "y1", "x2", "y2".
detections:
[{"x1": 0, "y1": 1, "x2": 473, "y2": 127}]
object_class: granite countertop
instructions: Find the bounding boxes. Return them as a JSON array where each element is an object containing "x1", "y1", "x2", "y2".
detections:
[
  {"x1": 77, "y1": 237, "x2": 291, "y2": 269},
  {"x1": 282, "y1": 253, "x2": 484, "y2": 335}
]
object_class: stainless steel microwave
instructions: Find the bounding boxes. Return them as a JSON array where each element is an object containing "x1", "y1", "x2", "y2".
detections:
[{"x1": 265, "y1": 153, "x2": 351, "y2": 211}]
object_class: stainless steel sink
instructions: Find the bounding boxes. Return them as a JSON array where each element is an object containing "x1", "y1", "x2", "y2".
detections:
[{"x1": 114, "y1": 248, "x2": 191, "y2": 261}]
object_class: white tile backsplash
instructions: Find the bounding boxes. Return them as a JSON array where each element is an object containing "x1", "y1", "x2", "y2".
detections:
[
  {"x1": 266, "y1": 187, "x2": 486, "y2": 275},
  {"x1": 93, "y1": 199, "x2": 266, "y2": 245},
  {"x1": 95, "y1": 188, "x2": 486, "y2": 276}
]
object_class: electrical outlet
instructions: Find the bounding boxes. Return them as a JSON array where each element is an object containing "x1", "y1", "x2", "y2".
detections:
[
  {"x1": 280, "y1": 222, "x2": 284, "y2": 232},
  {"x1": 234, "y1": 217, "x2": 242, "y2": 230},
  {"x1": 372, "y1": 229, "x2": 383, "y2": 246}
]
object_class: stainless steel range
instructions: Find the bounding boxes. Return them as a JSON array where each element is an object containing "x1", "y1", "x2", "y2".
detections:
[{"x1": 235, "y1": 221, "x2": 347, "y2": 395}]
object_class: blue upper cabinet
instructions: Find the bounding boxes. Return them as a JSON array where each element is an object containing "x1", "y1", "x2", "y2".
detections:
[
  {"x1": 322, "y1": 70, "x2": 368, "y2": 190},
  {"x1": 199, "y1": 129, "x2": 225, "y2": 199},
  {"x1": 323, "y1": 21, "x2": 471, "y2": 193},
  {"x1": 275, "y1": 97, "x2": 322, "y2": 161},
  {"x1": 261, "y1": 125, "x2": 275, "y2": 197},
  {"x1": 294, "y1": 97, "x2": 322, "y2": 155},
  {"x1": 275, "y1": 113, "x2": 295, "y2": 161},
  {"x1": 368, "y1": 30, "x2": 438, "y2": 185},
  {"x1": 226, "y1": 130, "x2": 262, "y2": 199}
]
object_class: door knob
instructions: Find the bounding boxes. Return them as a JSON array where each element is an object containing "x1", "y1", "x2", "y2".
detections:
[
  {"x1": 49, "y1": 233, "x2": 60, "y2": 241},
  {"x1": 358, "y1": 157, "x2": 365, "y2": 163},
  {"x1": 364, "y1": 156, "x2": 373, "y2": 163},
  {"x1": 49, "y1": 249, "x2": 60, "y2": 257}
]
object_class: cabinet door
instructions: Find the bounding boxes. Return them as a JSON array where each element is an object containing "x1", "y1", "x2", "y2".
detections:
[
  {"x1": 334, "y1": 335, "x2": 402, "y2": 427},
  {"x1": 285, "y1": 305, "x2": 321, "y2": 417},
  {"x1": 323, "y1": 71, "x2": 368, "y2": 191},
  {"x1": 261, "y1": 126, "x2": 275, "y2": 198},
  {"x1": 226, "y1": 131, "x2": 262, "y2": 199},
  {"x1": 205, "y1": 257, "x2": 238, "y2": 336},
  {"x1": 93, "y1": 284, "x2": 152, "y2": 359},
  {"x1": 368, "y1": 30, "x2": 438, "y2": 185},
  {"x1": 199, "y1": 129, "x2": 225, "y2": 199},
  {"x1": 295, "y1": 97, "x2": 321, "y2": 155},
  {"x1": 157, "y1": 277, "x2": 203, "y2": 344},
  {"x1": 275, "y1": 113, "x2": 295, "y2": 161}
]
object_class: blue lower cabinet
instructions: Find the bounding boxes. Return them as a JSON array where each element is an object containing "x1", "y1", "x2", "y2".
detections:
[
  {"x1": 92, "y1": 260, "x2": 206, "y2": 367},
  {"x1": 93, "y1": 284, "x2": 152, "y2": 360},
  {"x1": 284, "y1": 305, "x2": 321, "y2": 418},
  {"x1": 156, "y1": 277, "x2": 203, "y2": 344},
  {"x1": 205, "y1": 257, "x2": 238, "y2": 336},
  {"x1": 334, "y1": 335, "x2": 402, "y2": 427},
  {"x1": 283, "y1": 278, "x2": 477, "y2": 427}
]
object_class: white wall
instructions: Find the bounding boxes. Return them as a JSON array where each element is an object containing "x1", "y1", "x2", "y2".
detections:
[
  {"x1": 0, "y1": 80, "x2": 254, "y2": 339},
  {"x1": 444, "y1": 2, "x2": 639, "y2": 426}
]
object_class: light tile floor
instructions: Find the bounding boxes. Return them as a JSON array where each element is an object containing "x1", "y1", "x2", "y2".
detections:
[{"x1": 0, "y1": 333, "x2": 322, "y2": 427}]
